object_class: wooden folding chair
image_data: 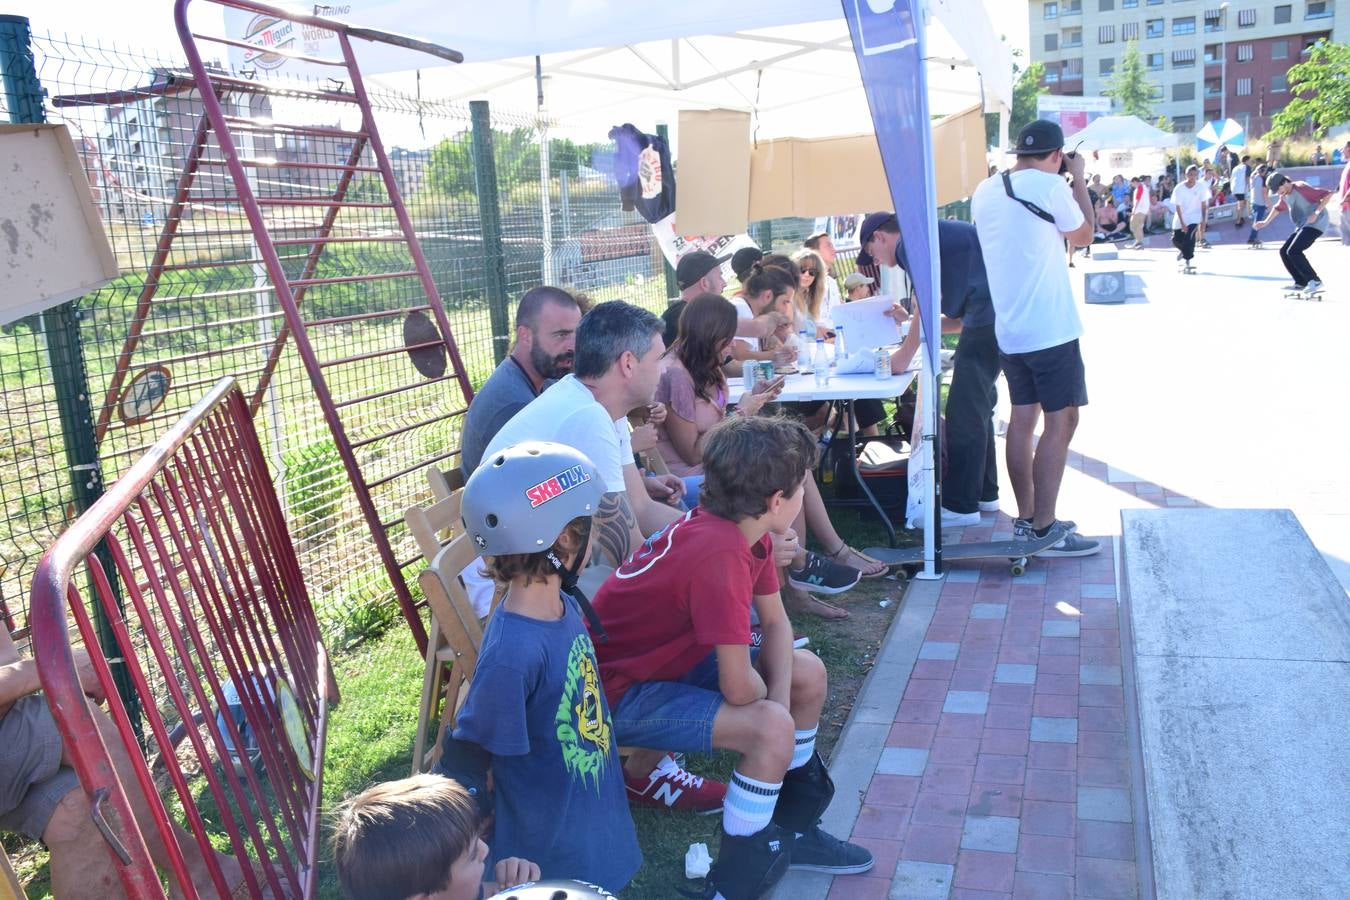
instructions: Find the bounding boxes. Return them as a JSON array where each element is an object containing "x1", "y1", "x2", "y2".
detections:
[
  {"x1": 0, "y1": 845, "x2": 24, "y2": 900},
  {"x1": 411, "y1": 539, "x2": 485, "y2": 775}
]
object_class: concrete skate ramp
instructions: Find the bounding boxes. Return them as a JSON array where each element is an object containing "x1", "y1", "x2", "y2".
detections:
[{"x1": 1122, "y1": 508, "x2": 1350, "y2": 900}]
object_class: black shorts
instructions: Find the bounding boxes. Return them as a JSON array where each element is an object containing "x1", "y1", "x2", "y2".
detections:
[
  {"x1": 1000, "y1": 339, "x2": 1088, "y2": 413},
  {"x1": 1234, "y1": 193, "x2": 1246, "y2": 201}
]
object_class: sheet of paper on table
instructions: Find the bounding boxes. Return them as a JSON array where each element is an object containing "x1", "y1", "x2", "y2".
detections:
[{"x1": 829, "y1": 296, "x2": 903, "y2": 351}]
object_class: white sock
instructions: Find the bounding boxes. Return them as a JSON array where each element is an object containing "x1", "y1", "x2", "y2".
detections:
[
  {"x1": 790, "y1": 725, "x2": 818, "y2": 770},
  {"x1": 722, "y1": 769, "x2": 781, "y2": 837}
]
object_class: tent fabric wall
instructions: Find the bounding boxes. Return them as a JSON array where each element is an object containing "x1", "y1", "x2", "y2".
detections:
[{"x1": 676, "y1": 104, "x2": 988, "y2": 236}]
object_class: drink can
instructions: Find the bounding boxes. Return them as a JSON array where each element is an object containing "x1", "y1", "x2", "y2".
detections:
[
  {"x1": 874, "y1": 347, "x2": 892, "y2": 380},
  {"x1": 757, "y1": 361, "x2": 775, "y2": 384},
  {"x1": 742, "y1": 359, "x2": 758, "y2": 388}
]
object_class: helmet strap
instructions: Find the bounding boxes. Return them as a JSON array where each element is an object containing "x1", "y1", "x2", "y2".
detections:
[{"x1": 545, "y1": 517, "x2": 608, "y2": 643}]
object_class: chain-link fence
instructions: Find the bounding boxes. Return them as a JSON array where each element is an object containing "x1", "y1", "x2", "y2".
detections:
[{"x1": 0, "y1": 24, "x2": 825, "y2": 655}]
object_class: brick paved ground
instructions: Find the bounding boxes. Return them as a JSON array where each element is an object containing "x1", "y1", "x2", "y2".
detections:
[{"x1": 831, "y1": 505, "x2": 1141, "y2": 900}]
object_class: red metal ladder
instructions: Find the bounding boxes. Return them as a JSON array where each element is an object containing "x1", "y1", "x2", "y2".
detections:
[{"x1": 148, "y1": 0, "x2": 476, "y2": 652}]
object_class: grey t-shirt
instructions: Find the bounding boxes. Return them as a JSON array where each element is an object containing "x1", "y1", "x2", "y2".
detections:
[
  {"x1": 1280, "y1": 186, "x2": 1330, "y2": 232},
  {"x1": 460, "y1": 357, "x2": 541, "y2": 477}
]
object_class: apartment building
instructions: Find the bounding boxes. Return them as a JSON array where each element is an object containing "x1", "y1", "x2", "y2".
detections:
[{"x1": 1029, "y1": 0, "x2": 1350, "y2": 135}]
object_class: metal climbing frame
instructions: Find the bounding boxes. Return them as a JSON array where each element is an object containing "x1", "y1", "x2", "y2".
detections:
[
  {"x1": 29, "y1": 378, "x2": 332, "y2": 899},
  {"x1": 152, "y1": 0, "x2": 473, "y2": 652}
]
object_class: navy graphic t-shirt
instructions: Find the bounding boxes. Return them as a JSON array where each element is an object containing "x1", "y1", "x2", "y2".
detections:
[{"x1": 452, "y1": 592, "x2": 640, "y2": 893}]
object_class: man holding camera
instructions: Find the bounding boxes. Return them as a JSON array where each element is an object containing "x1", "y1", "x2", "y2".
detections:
[{"x1": 969, "y1": 120, "x2": 1099, "y2": 557}]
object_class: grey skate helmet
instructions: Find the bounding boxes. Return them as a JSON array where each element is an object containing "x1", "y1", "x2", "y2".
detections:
[
  {"x1": 462, "y1": 441, "x2": 604, "y2": 556},
  {"x1": 487, "y1": 880, "x2": 616, "y2": 900},
  {"x1": 462, "y1": 441, "x2": 610, "y2": 640}
]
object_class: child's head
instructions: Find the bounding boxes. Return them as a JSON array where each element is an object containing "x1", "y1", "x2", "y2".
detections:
[
  {"x1": 333, "y1": 774, "x2": 485, "y2": 900},
  {"x1": 843, "y1": 271, "x2": 874, "y2": 300},
  {"x1": 463, "y1": 441, "x2": 605, "y2": 586},
  {"x1": 699, "y1": 416, "x2": 818, "y2": 527}
]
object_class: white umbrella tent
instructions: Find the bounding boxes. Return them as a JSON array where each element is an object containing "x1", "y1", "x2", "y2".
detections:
[{"x1": 216, "y1": 0, "x2": 1016, "y2": 575}]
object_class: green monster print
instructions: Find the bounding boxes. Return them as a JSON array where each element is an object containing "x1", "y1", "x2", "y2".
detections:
[{"x1": 555, "y1": 631, "x2": 613, "y2": 791}]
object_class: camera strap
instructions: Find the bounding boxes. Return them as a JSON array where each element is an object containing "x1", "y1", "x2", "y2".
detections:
[{"x1": 1002, "y1": 171, "x2": 1058, "y2": 225}]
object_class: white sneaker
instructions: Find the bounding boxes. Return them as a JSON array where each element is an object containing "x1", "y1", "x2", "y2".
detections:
[
  {"x1": 978, "y1": 500, "x2": 1002, "y2": 512},
  {"x1": 1305, "y1": 280, "x2": 1323, "y2": 293},
  {"x1": 940, "y1": 507, "x2": 981, "y2": 528}
]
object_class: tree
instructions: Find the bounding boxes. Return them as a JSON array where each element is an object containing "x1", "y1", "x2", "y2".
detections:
[
  {"x1": 422, "y1": 130, "x2": 602, "y2": 197},
  {"x1": 1268, "y1": 40, "x2": 1350, "y2": 138},
  {"x1": 1103, "y1": 41, "x2": 1154, "y2": 119},
  {"x1": 985, "y1": 57, "x2": 1047, "y2": 148}
]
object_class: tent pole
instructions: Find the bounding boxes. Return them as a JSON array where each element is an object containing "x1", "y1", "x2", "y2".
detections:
[{"x1": 536, "y1": 56, "x2": 554, "y2": 283}]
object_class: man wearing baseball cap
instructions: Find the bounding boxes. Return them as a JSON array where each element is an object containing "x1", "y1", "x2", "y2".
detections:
[
  {"x1": 662, "y1": 249, "x2": 786, "y2": 348},
  {"x1": 968, "y1": 119, "x2": 1099, "y2": 557},
  {"x1": 857, "y1": 213, "x2": 1004, "y2": 530}
]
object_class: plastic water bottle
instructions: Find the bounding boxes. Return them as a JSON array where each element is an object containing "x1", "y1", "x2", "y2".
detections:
[
  {"x1": 797, "y1": 329, "x2": 812, "y2": 369},
  {"x1": 834, "y1": 325, "x2": 846, "y2": 361},
  {"x1": 813, "y1": 339, "x2": 830, "y2": 387}
]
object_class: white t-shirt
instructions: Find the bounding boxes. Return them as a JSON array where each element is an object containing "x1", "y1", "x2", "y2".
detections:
[
  {"x1": 820, "y1": 276, "x2": 842, "y2": 327},
  {"x1": 1170, "y1": 180, "x2": 1210, "y2": 229},
  {"x1": 463, "y1": 375, "x2": 632, "y2": 614},
  {"x1": 970, "y1": 169, "x2": 1085, "y2": 355},
  {"x1": 730, "y1": 297, "x2": 761, "y2": 352},
  {"x1": 482, "y1": 374, "x2": 631, "y2": 492},
  {"x1": 1231, "y1": 163, "x2": 1249, "y2": 195}
]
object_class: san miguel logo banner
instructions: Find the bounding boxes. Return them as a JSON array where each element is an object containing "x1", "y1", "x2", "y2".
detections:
[{"x1": 839, "y1": 0, "x2": 941, "y2": 372}]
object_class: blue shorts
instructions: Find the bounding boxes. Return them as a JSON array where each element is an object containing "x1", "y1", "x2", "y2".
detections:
[
  {"x1": 611, "y1": 650, "x2": 756, "y2": 754},
  {"x1": 1000, "y1": 339, "x2": 1088, "y2": 414}
]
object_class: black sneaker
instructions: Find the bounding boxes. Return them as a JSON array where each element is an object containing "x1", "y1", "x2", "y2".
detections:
[
  {"x1": 789, "y1": 824, "x2": 875, "y2": 875},
  {"x1": 1039, "y1": 530, "x2": 1101, "y2": 558},
  {"x1": 1013, "y1": 518, "x2": 1078, "y2": 540},
  {"x1": 787, "y1": 552, "x2": 860, "y2": 595}
]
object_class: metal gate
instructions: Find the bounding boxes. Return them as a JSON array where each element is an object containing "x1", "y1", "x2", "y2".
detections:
[{"x1": 30, "y1": 378, "x2": 331, "y2": 898}]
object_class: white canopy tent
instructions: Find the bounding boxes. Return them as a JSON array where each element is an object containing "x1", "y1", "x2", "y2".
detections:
[
  {"x1": 218, "y1": 1, "x2": 1015, "y2": 141},
  {"x1": 1069, "y1": 115, "x2": 1180, "y2": 153}
]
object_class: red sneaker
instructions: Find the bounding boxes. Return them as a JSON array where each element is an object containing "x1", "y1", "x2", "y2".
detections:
[{"x1": 625, "y1": 754, "x2": 726, "y2": 815}]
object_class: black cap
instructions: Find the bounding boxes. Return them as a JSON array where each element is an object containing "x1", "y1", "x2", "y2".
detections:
[
  {"x1": 730, "y1": 246, "x2": 764, "y2": 281},
  {"x1": 1264, "y1": 171, "x2": 1289, "y2": 192},
  {"x1": 1012, "y1": 119, "x2": 1065, "y2": 156},
  {"x1": 675, "y1": 250, "x2": 730, "y2": 290},
  {"x1": 856, "y1": 211, "x2": 897, "y2": 267}
]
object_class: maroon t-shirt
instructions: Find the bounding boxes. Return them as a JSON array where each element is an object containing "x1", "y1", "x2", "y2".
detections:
[{"x1": 590, "y1": 508, "x2": 779, "y2": 707}]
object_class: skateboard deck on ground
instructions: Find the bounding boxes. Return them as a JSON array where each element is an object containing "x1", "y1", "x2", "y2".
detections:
[
  {"x1": 1284, "y1": 289, "x2": 1324, "y2": 301},
  {"x1": 864, "y1": 531, "x2": 1064, "y2": 577}
]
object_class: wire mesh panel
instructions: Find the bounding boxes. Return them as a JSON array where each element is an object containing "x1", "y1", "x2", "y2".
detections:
[
  {"x1": 29, "y1": 378, "x2": 330, "y2": 899},
  {"x1": 0, "y1": 10, "x2": 821, "y2": 670}
]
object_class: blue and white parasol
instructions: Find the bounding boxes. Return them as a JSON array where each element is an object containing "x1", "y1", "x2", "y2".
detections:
[{"x1": 1194, "y1": 118, "x2": 1246, "y2": 161}]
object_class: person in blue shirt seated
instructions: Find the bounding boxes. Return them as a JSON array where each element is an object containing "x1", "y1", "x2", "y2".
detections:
[{"x1": 436, "y1": 441, "x2": 641, "y2": 894}]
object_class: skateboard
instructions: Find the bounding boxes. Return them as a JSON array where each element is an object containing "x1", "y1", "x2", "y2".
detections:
[
  {"x1": 1178, "y1": 263, "x2": 1197, "y2": 274},
  {"x1": 863, "y1": 531, "x2": 1066, "y2": 577},
  {"x1": 1285, "y1": 287, "x2": 1325, "y2": 301},
  {"x1": 1248, "y1": 239, "x2": 1263, "y2": 249}
]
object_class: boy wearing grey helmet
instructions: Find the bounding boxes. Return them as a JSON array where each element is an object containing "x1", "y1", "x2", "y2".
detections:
[{"x1": 438, "y1": 440, "x2": 640, "y2": 894}]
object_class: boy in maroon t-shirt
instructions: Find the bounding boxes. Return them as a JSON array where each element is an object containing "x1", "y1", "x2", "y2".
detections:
[{"x1": 591, "y1": 416, "x2": 872, "y2": 900}]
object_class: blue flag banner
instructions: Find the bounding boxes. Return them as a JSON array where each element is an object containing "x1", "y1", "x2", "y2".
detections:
[{"x1": 839, "y1": 0, "x2": 941, "y2": 373}]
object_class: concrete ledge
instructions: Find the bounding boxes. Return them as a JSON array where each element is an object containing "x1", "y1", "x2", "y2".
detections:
[
  {"x1": 1122, "y1": 508, "x2": 1350, "y2": 900},
  {"x1": 773, "y1": 575, "x2": 943, "y2": 899}
]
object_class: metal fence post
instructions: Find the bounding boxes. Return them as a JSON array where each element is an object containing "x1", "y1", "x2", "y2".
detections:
[
  {"x1": 0, "y1": 15, "x2": 137, "y2": 722},
  {"x1": 471, "y1": 100, "x2": 511, "y2": 365},
  {"x1": 656, "y1": 122, "x2": 679, "y2": 299},
  {"x1": 752, "y1": 220, "x2": 773, "y2": 252}
]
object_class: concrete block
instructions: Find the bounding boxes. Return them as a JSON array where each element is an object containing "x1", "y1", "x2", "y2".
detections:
[
  {"x1": 995, "y1": 663, "x2": 1037, "y2": 684},
  {"x1": 919, "y1": 641, "x2": 959, "y2": 660},
  {"x1": 891, "y1": 861, "x2": 955, "y2": 899},
  {"x1": 943, "y1": 690, "x2": 989, "y2": 714},
  {"x1": 961, "y1": 815, "x2": 1020, "y2": 852},
  {"x1": 877, "y1": 746, "x2": 928, "y2": 777},
  {"x1": 971, "y1": 603, "x2": 1007, "y2": 620},
  {"x1": 1030, "y1": 716, "x2": 1079, "y2": 744}
]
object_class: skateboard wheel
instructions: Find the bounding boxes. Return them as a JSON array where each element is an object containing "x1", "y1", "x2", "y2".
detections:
[{"x1": 1010, "y1": 558, "x2": 1028, "y2": 577}]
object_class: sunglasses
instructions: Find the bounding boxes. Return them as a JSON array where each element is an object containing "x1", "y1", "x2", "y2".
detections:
[{"x1": 801, "y1": 269, "x2": 818, "y2": 276}]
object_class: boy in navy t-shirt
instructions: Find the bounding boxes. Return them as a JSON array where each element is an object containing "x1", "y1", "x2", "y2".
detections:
[
  {"x1": 439, "y1": 441, "x2": 640, "y2": 894},
  {"x1": 591, "y1": 416, "x2": 873, "y2": 900}
]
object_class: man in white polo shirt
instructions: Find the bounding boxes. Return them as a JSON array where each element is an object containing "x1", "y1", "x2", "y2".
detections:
[{"x1": 970, "y1": 120, "x2": 1099, "y2": 557}]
